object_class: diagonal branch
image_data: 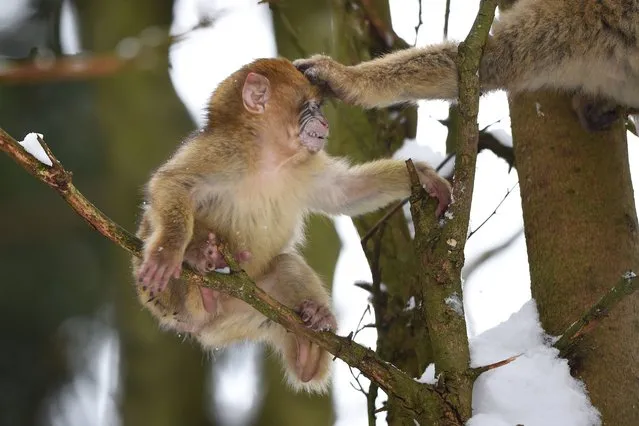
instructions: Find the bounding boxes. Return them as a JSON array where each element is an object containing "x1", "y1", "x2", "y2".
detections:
[
  {"x1": 0, "y1": 127, "x2": 447, "y2": 416},
  {"x1": 554, "y1": 272, "x2": 638, "y2": 358}
]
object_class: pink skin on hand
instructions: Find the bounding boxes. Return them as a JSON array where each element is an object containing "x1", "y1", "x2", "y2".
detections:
[
  {"x1": 423, "y1": 178, "x2": 452, "y2": 217},
  {"x1": 138, "y1": 233, "x2": 252, "y2": 308},
  {"x1": 183, "y1": 232, "x2": 252, "y2": 314},
  {"x1": 294, "y1": 300, "x2": 337, "y2": 382},
  {"x1": 137, "y1": 248, "x2": 183, "y2": 297}
]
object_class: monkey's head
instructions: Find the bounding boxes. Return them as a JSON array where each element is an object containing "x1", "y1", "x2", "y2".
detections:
[{"x1": 208, "y1": 58, "x2": 329, "y2": 156}]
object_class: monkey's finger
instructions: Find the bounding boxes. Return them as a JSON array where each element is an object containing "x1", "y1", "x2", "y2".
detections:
[
  {"x1": 173, "y1": 264, "x2": 182, "y2": 279},
  {"x1": 149, "y1": 264, "x2": 167, "y2": 291},
  {"x1": 298, "y1": 300, "x2": 320, "y2": 323},
  {"x1": 292, "y1": 55, "x2": 327, "y2": 73},
  {"x1": 158, "y1": 265, "x2": 177, "y2": 292},
  {"x1": 141, "y1": 261, "x2": 159, "y2": 286}
]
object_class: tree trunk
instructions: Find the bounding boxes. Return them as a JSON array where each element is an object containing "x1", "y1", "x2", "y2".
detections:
[
  {"x1": 74, "y1": 1, "x2": 214, "y2": 425},
  {"x1": 510, "y1": 91, "x2": 639, "y2": 425}
]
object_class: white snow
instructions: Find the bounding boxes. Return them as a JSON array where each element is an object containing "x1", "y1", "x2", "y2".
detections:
[
  {"x1": 444, "y1": 292, "x2": 464, "y2": 316},
  {"x1": 18, "y1": 132, "x2": 53, "y2": 166},
  {"x1": 415, "y1": 363, "x2": 437, "y2": 385},
  {"x1": 405, "y1": 296, "x2": 417, "y2": 311},
  {"x1": 469, "y1": 301, "x2": 601, "y2": 426}
]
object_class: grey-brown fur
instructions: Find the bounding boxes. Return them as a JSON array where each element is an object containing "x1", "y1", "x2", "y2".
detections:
[{"x1": 295, "y1": 0, "x2": 639, "y2": 130}]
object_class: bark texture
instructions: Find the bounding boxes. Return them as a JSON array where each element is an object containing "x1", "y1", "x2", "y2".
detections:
[
  {"x1": 511, "y1": 91, "x2": 639, "y2": 425},
  {"x1": 74, "y1": 1, "x2": 214, "y2": 425}
]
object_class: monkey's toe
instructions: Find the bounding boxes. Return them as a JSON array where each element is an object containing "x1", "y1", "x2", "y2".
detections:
[{"x1": 297, "y1": 300, "x2": 337, "y2": 332}]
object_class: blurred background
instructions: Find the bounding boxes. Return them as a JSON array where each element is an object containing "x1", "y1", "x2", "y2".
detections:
[{"x1": 1, "y1": 1, "x2": 636, "y2": 425}]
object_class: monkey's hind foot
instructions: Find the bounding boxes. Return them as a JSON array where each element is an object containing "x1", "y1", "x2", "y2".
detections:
[
  {"x1": 572, "y1": 94, "x2": 621, "y2": 132},
  {"x1": 296, "y1": 300, "x2": 337, "y2": 332}
]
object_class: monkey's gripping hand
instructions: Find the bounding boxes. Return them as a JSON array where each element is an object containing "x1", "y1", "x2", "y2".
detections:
[
  {"x1": 414, "y1": 162, "x2": 452, "y2": 217},
  {"x1": 294, "y1": 300, "x2": 337, "y2": 383},
  {"x1": 137, "y1": 241, "x2": 184, "y2": 297},
  {"x1": 294, "y1": 55, "x2": 359, "y2": 105}
]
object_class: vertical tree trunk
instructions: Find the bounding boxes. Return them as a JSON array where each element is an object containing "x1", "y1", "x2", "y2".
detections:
[
  {"x1": 74, "y1": 1, "x2": 214, "y2": 425},
  {"x1": 510, "y1": 91, "x2": 639, "y2": 425}
]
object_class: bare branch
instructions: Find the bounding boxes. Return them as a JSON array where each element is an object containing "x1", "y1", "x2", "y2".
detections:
[
  {"x1": 554, "y1": 272, "x2": 639, "y2": 358},
  {"x1": 470, "y1": 355, "x2": 520, "y2": 379},
  {"x1": 408, "y1": 1, "x2": 498, "y2": 422}
]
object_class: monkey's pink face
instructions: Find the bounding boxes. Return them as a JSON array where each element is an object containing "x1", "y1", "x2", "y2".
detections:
[{"x1": 298, "y1": 100, "x2": 329, "y2": 153}]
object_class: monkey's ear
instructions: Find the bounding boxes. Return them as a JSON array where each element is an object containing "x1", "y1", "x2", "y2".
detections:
[{"x1": 242, "y1": 72, "x2": 271, "y2": 114}]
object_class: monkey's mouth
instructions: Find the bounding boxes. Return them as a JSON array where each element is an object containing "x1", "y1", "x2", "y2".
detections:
[{"x1": 300, "y1": 118, "x2": 329, "y2": 153}]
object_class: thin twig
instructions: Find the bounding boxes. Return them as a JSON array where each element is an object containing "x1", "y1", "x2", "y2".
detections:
[
  {"x1": 467, "y1": 183, "x2": 518, "y2": 239},
  {"x1": 414, "y1": 0, "x2": 424, "y2": 46},
  {"x1": 443, "y1": 0, "x2": 452, "y2": 40},
  {"x1": 470, "y1": 355, "x2": 519, "y2": 379}
]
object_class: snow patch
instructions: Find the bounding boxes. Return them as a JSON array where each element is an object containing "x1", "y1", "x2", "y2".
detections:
[
  {"x1": 18, "y1": 133, "x2": 53, "y2": 166},
  {"x1": 445, "y1": 292, "x2": 464, "y2": 316},
  {"x1": 415, "y1": 363, "x2": 437, "y2": 385},
  {"x1": 469, "y1": 301, "x2": 601, "y2": 426}
]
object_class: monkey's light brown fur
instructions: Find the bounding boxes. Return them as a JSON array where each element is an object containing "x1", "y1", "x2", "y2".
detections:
[
  {"x1": 295, "y1": 0, "x2": 639, "y2": 131},
  {"x1": 133, "y1": 58, "x2": 451, "y2": 392}
]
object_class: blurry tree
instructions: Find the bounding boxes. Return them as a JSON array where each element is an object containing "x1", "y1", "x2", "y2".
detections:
[
  {"x1": 0, "y1": 1, "x2": 109, "y2": 424},
  {"x1": 72, "y1": 0, "x2": 215, "y2": 425}
]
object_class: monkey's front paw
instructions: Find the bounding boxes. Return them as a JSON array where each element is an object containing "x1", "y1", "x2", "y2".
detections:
[
  {"x1": 425, "y1": 177, "x2": 452, "y2": 217},
  {"x1": 296, "y1": 300, "x2": 337, "y2": 332},
  {"x1": 138, "y1": 247, "x2": 183, "y2": 296},
  {"x1": 416, "y1": 165, "x2": 452, "y2": 217},
  {"x1": 293, "y1": 55, "x2": 347, "y2": 99}
]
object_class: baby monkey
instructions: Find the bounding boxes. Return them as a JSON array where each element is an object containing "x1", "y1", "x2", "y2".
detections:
[
  {"x1": 133, "y1": 58, "x2": 451, "y2": 392},
  {"x1": 295, "y1": 0, "x2": 639, "y2": 131}
]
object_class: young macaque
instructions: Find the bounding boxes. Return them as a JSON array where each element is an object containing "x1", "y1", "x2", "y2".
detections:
[
  {"x1": 294, "y1": 0, "x2": 639, "y2": 132},
  {"x1": 132, "y1": 58, "x2": 451, "y2": 392}
]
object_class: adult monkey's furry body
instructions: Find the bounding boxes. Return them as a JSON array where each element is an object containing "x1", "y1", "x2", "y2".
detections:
[
  {"x1": 295, "y1": 0, "x2": 639, "y2": 131},
  {"x1": 132, "y1": 58, "x2": 451, "y2": 392}
]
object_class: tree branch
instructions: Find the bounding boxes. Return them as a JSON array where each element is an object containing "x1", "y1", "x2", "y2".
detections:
[
  {"x1": 0, "y1": 127, "x2": 451, "y2": 417},
  {"x1": 408, "y1": 1, "x2": 498, "y2": 423},
  {"x1": 554, "y1": 272, "x2": 638, "y2": 358}
]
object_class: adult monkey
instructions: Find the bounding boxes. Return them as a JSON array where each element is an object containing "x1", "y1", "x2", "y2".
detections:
[{"x1": 294, "y1": 0, "x2": 639, "y2": 131}]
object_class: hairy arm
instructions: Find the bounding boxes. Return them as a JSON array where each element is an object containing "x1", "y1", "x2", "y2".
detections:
[
  {"x1": 308, "y1": 156, "x2": 451, "y2": 217},
  {"x1": 294, "y1": 44, "x2": 460, "y2": 108}
]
